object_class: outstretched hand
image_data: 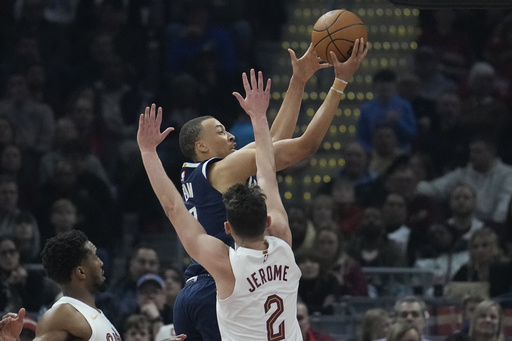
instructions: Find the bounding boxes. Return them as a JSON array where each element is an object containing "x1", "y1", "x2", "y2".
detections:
[
  {"x1": 232, "y1": 69, "x2": 271, "y2": 120},
  {"x1": 289, "y1": 44, "x2": 331, "y2": 84},
  {"x1": 0, "y1": 308, "x2": 25, "y2": 341},
  {"x1": 331, "y1": 38, "x2": 369, "y2": 82},
  {"x1": 137, "y1": 104, "x2": 174, "y2": 153}
]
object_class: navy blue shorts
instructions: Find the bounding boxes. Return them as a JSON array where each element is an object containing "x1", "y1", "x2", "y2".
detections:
[{"x1": 173, "y1": 276, "x2": 220, "y2": 341}]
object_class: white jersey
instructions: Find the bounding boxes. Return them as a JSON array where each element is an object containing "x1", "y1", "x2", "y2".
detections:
[
  {"x1": 53, "y1": 296, "x2": 121, "y2": 341},
  {"x1": 217, "y1": 236, "x2": 302, "y2": 341}
]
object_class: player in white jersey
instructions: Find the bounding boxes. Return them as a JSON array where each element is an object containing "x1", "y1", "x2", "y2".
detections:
[
  {"x1": 0, "y1": 230, "x2": 185, "y2": 341},
  {"x1": 137, "y1": 66, "x2": 316, "y2": 339}
]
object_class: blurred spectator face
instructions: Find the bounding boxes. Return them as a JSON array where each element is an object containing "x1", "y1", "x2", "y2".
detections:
[
  {"x1": 374, "y1": 80, "x2": 396, "y2": 103},
  {"x1": 0, "y1": 118, "x2": 15, "y2": 146},
  {"x1": 331, "y1": 179, "x2": 355, "y2": 204},
  {"x1": 54, "y1": 118, "x2": 79, "y2": 146},
  {"x1": 436, "y1": 93, "x2": 460, "y2": 127},
  {"x1": 449, "y1": 185, "x2": 476, "y2": 216},
  {"x1": 1, "y1": 145, "x2": 22, "y2": 173},
  {"x1": 50, "y1": 199, "x2": 78, "y2": 233},
  {"x1": 344, "y1": 142, "x2": 367, "y2": 177},
  {"x1": 396, "y1": 74, "x2": 420, "y2": 101},
  {"x1": 297, "y1": 302, "x2": 311, "y2": 336},
  {"x1": 5, "y1": 74, "x2": 29, "y2": 103},
  {"x1": 398, "y1": 328, "x2": 421, "y2": 341},
  {"x1": 71, "y1": 97, "x2": 95, "y2": 131},
  {"x1": 163, "y1": 268, "x2": 184, "y2": 303},
  {"x1": 373, "y1": 126, "x2": 397, "y2": 155},
  {"x1": 473, "y1": 304, "x2": 500, "y2": 338},
  {"x1": 469, "y1": 141, "x2": 495, "y2": 173},
  {"x1": 137, "y1": 281, "x2": 166, "y2": 310},
  {"x1": 381, "y1": 193, "x2": 407, "y2": 226},
  {"x1": 89, "y1": 33, "x2": 115, "y2": 63},
  {"x1": 0, "y1": 239, "x2": 20, "y2": 272},
  {"x1": 0, "y1": 180, "x2": 18, "y2": 213},
  {"x1": 470, "y1": 233, "x2": 498, "y2": 264},
  {"x1": 26, "y1": 64, "x2": 46, "y2": 92},
  {"x1": 427, "y1": 223, "x2": 453, "y2": 252},
  {"x1": 298, "y1": 256, "x2": 320, "y2": 280},
  {"x1": 359, "y1": 207, "x2": 384, "y2": 240},
  {"x1": 124, "y1": 326, "x2": 151, "y2": 341},
  {"x1": 14, "y1": 220, "x2": 34, "y2": 242},
  {"x1": 315, "y1": 229, "x2": 340, "y2": 261},
  {"x1": 396, "y1": 302, "x2": 426, "y2": 332},
  {"x1": 288, "y1": 207, "x2": 308, "y2": 247},
  {"x1": 310, "y1": 195, "x2": 334, "y2": 227},
  {"x1": 387, "y1": 167, "x2": 417, "y2": 199},
  {"x1": 130, "y1": 248, "x2": 159, "y2": 280}
]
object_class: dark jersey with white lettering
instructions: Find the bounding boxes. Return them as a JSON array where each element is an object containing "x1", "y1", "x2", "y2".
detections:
[{"x1": 180, "y1": 158, "x2": 256, "y2": 279}]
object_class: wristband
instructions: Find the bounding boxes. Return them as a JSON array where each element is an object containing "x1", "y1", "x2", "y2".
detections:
[
  {"x1": 332, "y1": 78, "x2": 347, "y2": 93},
  {"x1": 330, "y1": 87, "x2": 344, "y2": 94}
]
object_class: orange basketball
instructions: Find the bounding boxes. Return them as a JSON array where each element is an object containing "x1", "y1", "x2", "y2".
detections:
[{"x1": 312, "y1": 9, "x2": 368, "y2": 63}]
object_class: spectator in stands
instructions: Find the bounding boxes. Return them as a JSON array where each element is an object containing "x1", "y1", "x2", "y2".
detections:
[
  {"x1": 359, "y1": 308, "x2": 392, "y2": 341},
  {"x1": 445, "y1": 183, "x2": 484, "y2": 242},
  {"x1": 46, "y1": 198, "x2": 78, "y2": 238},
  {"x1": 413, "y1": 222, "x2": 469, "y2": 292},
  {"x1": 99, "y1": 245, "x2": 160, "y2": 328},
  {"x1": 295, "y1": 248, "x2": 336, "y2": 315},
  {"x1": 414, "y1": 91, "x2": 469, "y2": 175},
  {"x1": 467, "y1": 299, "x2": 504, "y2": 341},
  {"x1": 297, "y1": 301, "x2": 336, "y2": 341},
  {"x1": 0, "y1": 235, "x2": 60, "y2": 317},
  {"x1": 330, "y1": 179, "x2": 364, "y2": 240},
  {"x1": 386, "y1": 321, "x2": 421, "y2": 341},
  {"x1": 356, "y1": 68, "x2": 417, "y2": 152},
  {"x1": 0, "y1": 144, "x2": 38, "y2": 208},
  {"x1": 411, "y1": 45, "x2": 458, "y2": 102},
  {"x1": 376, "y1": 296, "x2": 431, "y2": 341},
  {"x1": 369, "y1": 123, "x2": 405, "y2": 176},
  {"x1": 315, "y1": 224, "x2": 368, "y2": 297},
  {"x1": 347, "y1": 206, "x2": 407, "y2": 268},
  {"x1": 287, "y1": 202, "x2": 316, "y2": 253},
  {"x1": 459, "y1": 295, "x2": 485, "y2": 334},
  {"x1": 160, "y1": 265, "x2": 185, "y2": 313},
  {"x1": 12, "y1": 211, "x2": 41, "y2": 264},
  {"x1": 452, "y1": 228, "x2": 512, "y2": 298},
  {"x1": 459, "y1": 62, "x2": 510, "y2": 143},
  {"x1": 122, "y1": 314, "x2": 152, "y2": 341},
  {"x1": 119, "y1": 274, "x2": 173, "y2": 337},
  {"x1": 381, "y1": 192, "x2": 411, "y2": 253},
  {"x1": 417, "y1": 134, "x2": 512, "y2": 224},
  {"x1": 0, "y1": 117, "x2": 16, "y2": 152},
  {"x1": 0, "y1": 175, "x2": 20, "y2": 236}
]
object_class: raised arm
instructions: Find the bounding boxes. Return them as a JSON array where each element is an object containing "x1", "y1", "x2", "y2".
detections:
[
  {"x1": 233, "y1": 70, "x2": 291, "y2": 246},
  {"x1": 269, "y1": 44, "x2": 330, "y2": 141},
  {"x1": 211, "y1": 38, "x2": 369, "y2": 191},
  {"x1": 137, "y1": 105, "x2": 229, "y2": 274}
]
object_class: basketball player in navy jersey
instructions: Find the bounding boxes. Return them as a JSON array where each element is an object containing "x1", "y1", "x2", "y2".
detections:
[
  {"x1": 177, "y1": 40, "x2": 367, "y2": 339},
  {"x1": 138, "y1": 66, "x2": 303, "y2": 340}
]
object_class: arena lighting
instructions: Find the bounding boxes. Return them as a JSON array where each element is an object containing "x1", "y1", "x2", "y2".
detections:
[{"x1": 389, "y1": 0, "x2": 512, "y2": 8}]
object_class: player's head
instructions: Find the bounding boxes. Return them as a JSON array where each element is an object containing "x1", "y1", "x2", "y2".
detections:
[
  {"x1": 179, "y1": 115, "x2": 236, "y2": 161},
  {"x1": 223, "y1": 184, "x2": 267, "y2": 240},
  {"x1": 41, "y1": 230, "x2": 106, "y2": 292}
]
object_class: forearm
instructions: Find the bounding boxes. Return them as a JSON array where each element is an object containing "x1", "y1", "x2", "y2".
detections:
[{"x1": 269, "y1": 75, "x2": 306, "y2": 141}]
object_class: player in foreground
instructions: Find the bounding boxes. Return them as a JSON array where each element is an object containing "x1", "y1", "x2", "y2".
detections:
[
  {"x1": 137, "y1": 66, "x2": 302, "y2": 339},
  {"x1": 174, "y1": 39, "x2": 367, "y2": 339},
  {"x1": 0, "y1": 230, "x2": 187, "y2": 341}
]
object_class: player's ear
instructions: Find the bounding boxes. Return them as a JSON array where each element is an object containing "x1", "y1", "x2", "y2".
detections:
[
  {"x1": 266, "y1": 216, "x2": 272, "y2": 229},
  {"x1": 196, "y1": 141, "x2": 208, "y2": 154},
  {"x1": 75, "y1": 266, "x2": 86, "y2": 279},
  {"x1": 224, "y1": 221, "x2": 232, "y2": 235}
]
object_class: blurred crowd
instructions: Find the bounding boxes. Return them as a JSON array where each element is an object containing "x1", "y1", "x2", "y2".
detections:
[{"x1": 2, "y1": 1, "x2": 512, "y2": 340}]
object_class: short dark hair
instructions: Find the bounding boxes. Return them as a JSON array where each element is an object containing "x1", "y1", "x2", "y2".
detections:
[
  {"x1": 179, "y1": 115, "x2": 214, "y2": 161},
  {"x1": 41, "y1": 230, "x2": 89, "y2": 284},
  {"x1": 223, "y1": 184, "x2": 267, "y2": 239}
]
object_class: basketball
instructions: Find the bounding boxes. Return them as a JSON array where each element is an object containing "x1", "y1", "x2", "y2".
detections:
[{"x1": 312, "y1": 9, "x2": 368, "y2": 63}]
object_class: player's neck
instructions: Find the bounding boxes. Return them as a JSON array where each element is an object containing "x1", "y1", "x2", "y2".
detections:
[
  {"x1": 237, "y1": 238, "x2": 268, "y2": 251},
  {"x1": 62, "y1": 286, "x2": 98, "y2": 310}
]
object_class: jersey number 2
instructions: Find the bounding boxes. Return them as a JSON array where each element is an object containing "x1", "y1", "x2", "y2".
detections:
[{"x1": 265, "y1": 294, "x2": 285, "y2": 341}]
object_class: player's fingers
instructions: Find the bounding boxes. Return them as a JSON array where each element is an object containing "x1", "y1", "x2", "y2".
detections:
[
  {"x1": 241, "y1": 72, "x2": 250, "y2": 91},
  {"x1": 232, "y1": 92, "x2": 245, "y2": 106},
  {"x1": 250, "y1": 69, "x2": 257, "y2": 90},
  {"x1": 258, "y1": 71, "x2": 264, "y2": 90},
  {"x1": 156, "y1": 106, "x2": 163, "y2": 125},
  {"x1": 265, "y1": 78, "x2": 271, "y2": 95},
  {"x1": 330, "y1": 51, "x2": 340, "y2": 64},
  {"x1": 288, "y1": 48, "x2": 297, "y2": 61}
]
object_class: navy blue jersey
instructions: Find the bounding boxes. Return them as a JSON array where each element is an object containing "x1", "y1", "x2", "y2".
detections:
[{"x1": 181, "y1": 158, "x2": 258, "y2": 278}]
